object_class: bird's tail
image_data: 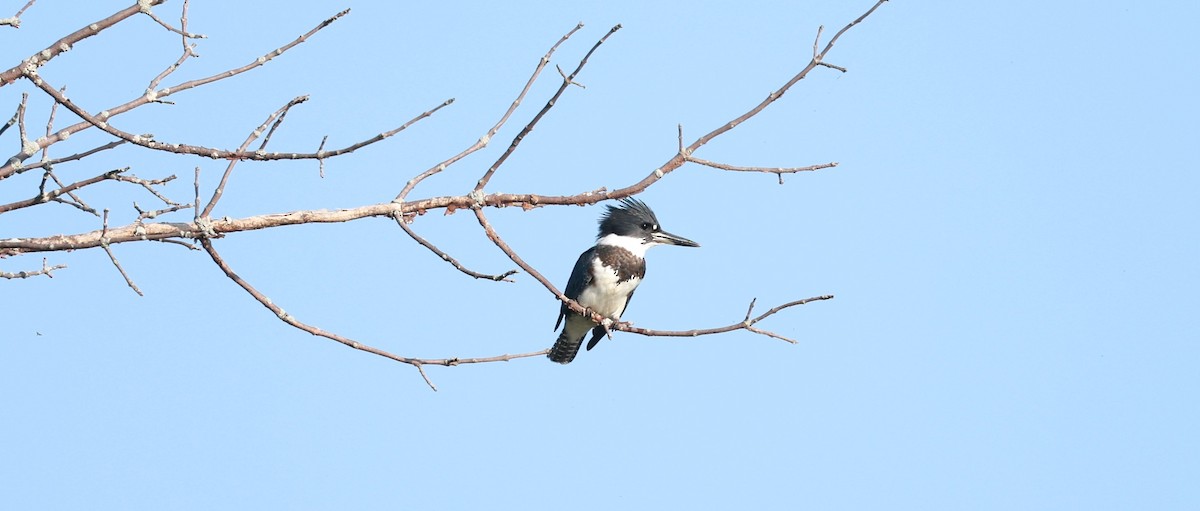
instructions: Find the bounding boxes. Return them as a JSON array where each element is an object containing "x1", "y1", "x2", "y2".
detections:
[{"x1": 547, "y1": 329, "x2": 584, "y2": 364}]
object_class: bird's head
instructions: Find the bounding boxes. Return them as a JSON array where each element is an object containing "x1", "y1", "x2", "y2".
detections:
[{"x1": 597, "y1": 198, "x2": 699, "y2": 249}]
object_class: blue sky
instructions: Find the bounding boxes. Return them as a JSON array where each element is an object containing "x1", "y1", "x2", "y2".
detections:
[{"x1": 3, "y1": 1, "x2": 1197, "y2": 509}]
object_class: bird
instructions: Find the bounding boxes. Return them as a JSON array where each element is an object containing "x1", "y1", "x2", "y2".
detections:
[{"x1": 547, "y1": 197, "x2": 699, "y2": 364}]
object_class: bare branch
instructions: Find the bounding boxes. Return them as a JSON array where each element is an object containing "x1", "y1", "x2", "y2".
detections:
[
  {"x1": 201, "y1": 96, "x2": 309, "y2": 218},
  {"x1": 394, "y1": 22, "x2": 585, "y2": 202},
  {"x1": 0, "y1": 103, "x2": 17, "y2": 137},
  {"x1": 0, "y1": 7, "x2": 347, "y2": 178},
  {"x1": 618, "y1": 296, "x2": 834, "y2": 342},
  {"x1": 16, "y1": 92, "x2": 28, "y2": 147},
  {"x1": 22, "y1": 68, "x2": 439, "y2": 167},
  {"x1": 0, "y1": 0, "x2": 37, "y2": 28},
  {"x1": 198, "y1": 237, "x2": 547, "y2": 391},
  {"x1": 192, "y1": 166, "x2": 201, "y2": 221},
  {"x1": 1, "y1": 1, "x2": 165, "y2": 86},
  {"x1": 134, "y1": 201, "x2": 190, "y2": 222},
  {"x1": 140, "y1": 0, "x2": 205, "y2": 40},
  {"x1": 146, "y1": 1, "x2": 203, "y2": 92},
  {"x1": 115, "y1": 173, "x2": 178, "y2": 206},
  {"x1": 42, "y1": 168, "x2": 98, "y2": 216},
  {"x1": 590, "y1": 0, "x2": 890, "y2": 203},
  {"x1": 100, "y1": 209, "x2": 143, "y2": 296},
  {"x1": 315, "y1": 135, "x2": 328, "y2": 178},
  {"x1": 5, "y1": 141, "x2": 128, "y2": 177},
  {"x1": 0, "y1": 167, "x2": 124, "y2": 214},
  {"x1": 686, "y1": 155, "x2": 839, "y2": 184},
  {"x1": 473, "y1": 24, "x2": 622, "y2": 193},
  {"x1": 1, "y1": 257, "x2": 66, "y2": 279},
  {"x1": 395, "y1": 216, "x2": 518, "y2": 282}
]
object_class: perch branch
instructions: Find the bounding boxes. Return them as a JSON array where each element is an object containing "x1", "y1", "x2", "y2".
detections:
[{"x1": 618, "y1": 296, "x2": 834, "y2": 342}]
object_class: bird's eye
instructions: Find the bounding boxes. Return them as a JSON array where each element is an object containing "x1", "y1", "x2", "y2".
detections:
[{"x1": 640, "y1": 222, "x2": 652, "y2": 230}]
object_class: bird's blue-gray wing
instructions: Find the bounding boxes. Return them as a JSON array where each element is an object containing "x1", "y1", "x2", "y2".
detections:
[{"x1": 555, "y1": 246, "x2": 596, "y2": 331}]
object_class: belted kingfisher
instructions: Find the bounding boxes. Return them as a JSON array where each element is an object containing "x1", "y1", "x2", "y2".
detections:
[{"x1": 547, "y1": 198, "x2": 699, "y2": 364}]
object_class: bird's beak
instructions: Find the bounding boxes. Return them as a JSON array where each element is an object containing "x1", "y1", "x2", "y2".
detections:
[{"x1": 653, "y1": 230, "x2": 700, "y2": 248}]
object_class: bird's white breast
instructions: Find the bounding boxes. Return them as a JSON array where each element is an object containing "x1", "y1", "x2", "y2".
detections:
[{"x1": 576, "y1": 257, "x2": 641, "y2": 319}]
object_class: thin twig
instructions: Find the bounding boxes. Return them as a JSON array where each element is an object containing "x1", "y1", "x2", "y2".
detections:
[
  {"x1": 1, "y1": 1, "x2": 165, "y2": 85},
  {"x1": 0, "y1": 7, "x2": 346, "y2": 179},
  {"x1": 114, "y1": 173, "x2": 178, "y2": 205},
  {"x1": 134, "y1": 202, "x2": 190, "y2": 222},
  {"x1": 199, "y1": 238, "x2": 546, "y2": 391},
  {"x1": 1, "y1": 257, "x2": 66, "y2": 279},
  {"x1": 193, "y1": 166, "x2": 201, "y2": 222},
  {"x1": 619, "y1": 296, "x2": 834, "y2": 342},
  {"x1": 146, "y1": 0, "x2": 200, "y2": 92},
  {"x1": 600, "y1": 0, "x2": 889, "y2": 201},
  {"x1": 201, "y1": 96, "x2": 308, "y2": 218},
  {"x1": 395, "y1": 216, "x2": 518, "y2": 282},
  {"x1": 1, "y1": 0, "x2": 37, "y2": 28},
  {"x1": 17, "y1": 92, "x2": 28, "y2": 148},
  {"x1": 316, "y1": 135, "x2": 328, "y2": 178},
  {"x1": 394, "y1": 22, "x2": 586, "y2": 202},
  {"x1": 44, "y1": 168, "x2": 98, "y2": 216},
  {"x1": 0, "y1": 103, "x2": 17, "y2": 137},
  {"x1": 100, "y1": 209, "x2": 143, "y2": 296},
  {"x1": 473, "y1": 24, "x2": 621, "y2": 193},
  {"x1": 140, "y1": 0, "x2": 205, "y2": 39},
  {"x1": 5, "y1": 141, "x2": 128, "y2": 177},
  {"x1": 686, "y1": 155, "x2": 838, "y2": 184},
  {"x1": 0, "y1": 168, "x2": 124, "y2": 214}
]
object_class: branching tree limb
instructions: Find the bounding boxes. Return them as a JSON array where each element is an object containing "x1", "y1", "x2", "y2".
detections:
[{"x1": 1, "y1": 0, "x2": 889, "y2": 389}]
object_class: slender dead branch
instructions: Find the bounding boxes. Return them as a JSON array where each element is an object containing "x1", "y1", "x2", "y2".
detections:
[
  {"x1": 115, "y1": 173, "x2": 178, "y2": 206},
  {"x1": 0, "y1": 7, "x2": 347, "y2": 179},
  {"x1": 134, "y1": 202, "x2": 190, "y2": 222},
  {"x1": 147, "y1": 1, "x2": 202, "y2": 92},
  {"x1": 686, "y1": 155, "x2": 838, "y2": 174},
  {"x1": 21, "y1": 68, "x2": 441, "y2": 166},
  {"x1": 16, "y1": 92, "x2": 28, "y2": 147},
  {"x1": 395, "y1": 217, "x2": 518, "y2": 282},
  {"x1": 41, "y1": 168, "x2": 98, "y2": 216},
  {"x1": 99, "y1": 209, "x2": 143, "y2": 296},
  {"x1": 0, "y1": 103, "x2": 17, "y2": 137},
  {"x1": 472, "y1": 24, "x2": 622, "y2": 193},
  {"x1": 201, "y1": 96, "x2": 309, "y2": 218},
  {"x1": 0, "y1": 167, "x2": 123, "y2": 214},
  {"x1": 5, "y1": 141, "x2": 127, "y2": 177},
  {"x1": 1, "y1": 257, "x2": 65, "y2": 279},
  {"x1": 394, "y1": 22, "x2": 585, "y2": 202},
  {"x1": 141, "y1": 0, "x2": 205, "y2": 39},
  {"x1": 686, "y1": 155, "x2": 839, "y2": 184},
  {"x1": 618, "y1": 296, "x2": 834, "y2": 342},
  {"x1": 592, "y1": 0, "x2": 889, "y2": 203},
  {"x1": 1, "y1": 1, "x2": 165, "y2": 86},
  {"x1": 0, "y1": 0, "x2": 36, "y2": 28},
  {"x1": 199, "y1": 237, "x2": 546, "y2": 391}
]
